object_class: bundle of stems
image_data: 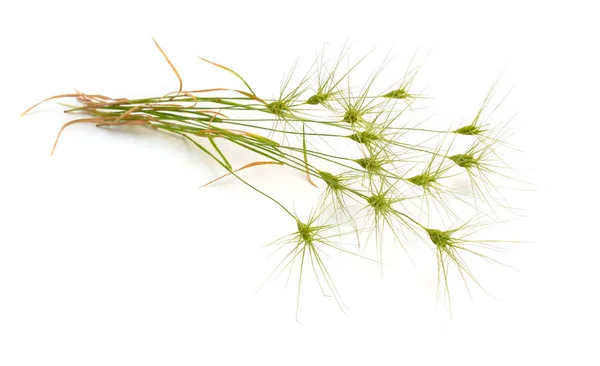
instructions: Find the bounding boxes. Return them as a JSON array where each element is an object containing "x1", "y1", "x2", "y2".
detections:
[{"x1": 22, "y1": 39, "x2": 519, "y2": 317}]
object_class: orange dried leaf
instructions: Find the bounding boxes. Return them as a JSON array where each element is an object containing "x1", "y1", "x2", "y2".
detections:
[
  {"x1": 153, "y1": 37, "x2": 183, "y2": 95},
  {"x1": 202, "y1": 161, "x2": 282, "y2": 187}
]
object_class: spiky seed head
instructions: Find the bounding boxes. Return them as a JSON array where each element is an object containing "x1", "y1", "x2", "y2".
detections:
[
  {"x1": 367, "y1": 193, "x2": 392, "y2": 213},
  {"x1": 318, "y1": 171, "x2": 344, "y2": 191},
  {"x1": 267, "y1": 100, "x2": 290, "y2": 117},
  {"x1": 453, "y1": 124, "x2": 483, "y2": 136},
  {"x1": 426, "y1": 228, "x2": 453, "y2": 248},
  {"x1": 296, "y1": 221, "x2": 314, "y2": 244},
  {"x1": 343, "y1": 107, "x2": 363, "y2": 125},
  {"x1": 449, "y1": 153, "x2": 478, "y2": 169},
  {"x1": 383, "y1": 88, "x2": 409, "y2": 99},
  {"x1": 407, "y1": 173, "x2": 436, "y2": 187},
  {"x1": 354, "y1": 157, "x2": 382, "y2": 173},
  {"x1": 348, "y1": 130, "x2": 381, "y2": 144},
  {"x1": 307, "y1": 93, "x2": 327, "y2": 105}
]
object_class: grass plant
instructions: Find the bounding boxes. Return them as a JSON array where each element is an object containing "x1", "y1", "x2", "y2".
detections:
[{"x1": 21, "y1": 39, "x2": 522, "y2": 318}]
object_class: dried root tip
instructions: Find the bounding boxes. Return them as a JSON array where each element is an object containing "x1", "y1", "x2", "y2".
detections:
[
  {"x1": 407, "y1": 173, "x2": 436, "y2": 187},
  {"x1": 453, "y1": 124, "x2": 483, "y2": 136},
  {"x1": 449, "y1": 153, "x2": 478, "y2": 169},
  {"x1": 347, "y1": 131, "x2": 381, "y2": 144},
  {"x1": 343, "y1": 108, "x2": 363, "y2": 124},
  {"x1": 426, "y1": 228, "x2": 453, "y2": 248},
  {"x1": 306, "y1": 93, "x2": 328, "y2": 105},
  {"x1": 382, "y1": 88, "x2": 409, "y2": 99},
  {"x1": 267, "y1": 100, "x2": 290, "y2": 117},
  {"x1": 366, "y1": 193, "x2": 392, "y2": 212},
  {"x1": 354, "y1": 157, "x2": 382, "y2": 173}
]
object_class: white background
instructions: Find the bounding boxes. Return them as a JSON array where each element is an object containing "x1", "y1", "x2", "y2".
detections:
[{"x1": 1, "y1": 0, "x2": 599, "y2": 365}]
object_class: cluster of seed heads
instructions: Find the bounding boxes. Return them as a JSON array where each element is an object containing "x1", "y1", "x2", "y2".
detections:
[{"x1": 21, "y1": 40, "x2": 518, "y2": 318}]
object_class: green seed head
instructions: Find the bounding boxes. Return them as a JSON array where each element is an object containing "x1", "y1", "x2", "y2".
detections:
[
  {"x1": 407, "y1": 173, "x2": 436, "y2": 187},
  {"x1": 318, "y1": 171, "x2": 344, "y2": 191},
  {"x1": 367, "y1": 193, "x2": 392, "y2": 213},
  {"x1": 267, "y1": 100, "x2": 290, "y2": 117},
  {"x1": 297, "y1": 221, "x2": 314, "y2": 244},
  {"x1": 307, "y1": 93, "x2": 327, "y2": 105},
  {"x1": 453, "y1": 124, "x2": 483, "y2": 136},
  {"x1": 348, "y1": 130, "x2": 381, "y2": 144},
  {"x1": 449, "y1": 153, "x2": 478, "y2": 169},
  {"x1": 343, "y1": 107, "x2": 363, "y2": 125},
  {"x1": 355, "y1": 157, "x2": 383, "y2": 173},
  {"x1": 383, "y1": 88, "x2": 409, "y2": 99},
  {"x1": 426, "y1": 228, "x2": 453, "y2": 248}
]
